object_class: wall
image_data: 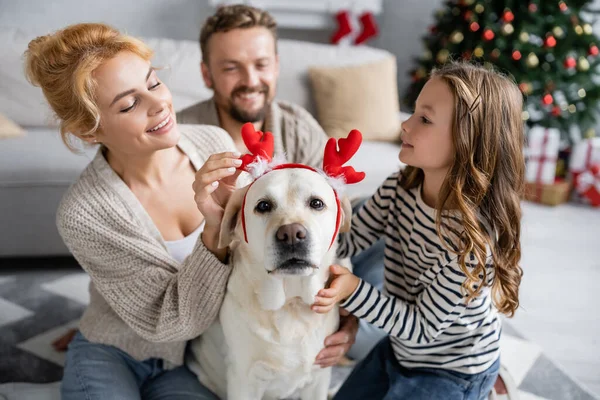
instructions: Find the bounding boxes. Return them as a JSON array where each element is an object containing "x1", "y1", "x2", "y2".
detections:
[{"x1": 2, "y1": 0, "x2": 598, "y2": 104}]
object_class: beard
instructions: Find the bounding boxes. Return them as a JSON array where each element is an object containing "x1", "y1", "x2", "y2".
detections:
[{"x1": 227, "y1": 84, "x2": 271, "y2": 123}]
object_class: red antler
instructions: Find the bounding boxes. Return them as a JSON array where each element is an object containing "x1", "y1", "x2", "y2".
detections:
[
  {"x1": 238, "y1": 122, "x2": 275, "y2": 171},
  {"x1": 323, "y1": 129, "x2": 365, "y2": 184}
]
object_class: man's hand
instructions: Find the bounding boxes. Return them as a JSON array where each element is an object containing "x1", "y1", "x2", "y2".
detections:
[
  {"x1": 312, "y1": 265, "x2": 360, "y2": 314},
  {"x1": 314, "y1": 310, "x2": 358, "y2": 368},
  {"x1": 52, "y1": 328, "x2": 77, "y2": 352}
]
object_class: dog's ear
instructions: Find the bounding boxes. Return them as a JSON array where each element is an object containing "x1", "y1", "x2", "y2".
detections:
[
  {"x1": 339, "y1": 196, "x2": 353, "y2": 233},
  {"x1": 218, "y1": 186, "x2": 250, "y2": 249}
]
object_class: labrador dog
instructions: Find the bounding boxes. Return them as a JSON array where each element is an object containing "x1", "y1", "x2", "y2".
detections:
[{"x1": 189, "y1": 165, "x2": 352, "y2": 400}]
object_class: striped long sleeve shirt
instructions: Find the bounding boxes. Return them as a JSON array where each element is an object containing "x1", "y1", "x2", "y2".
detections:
[{"x1": 338, "y1": 171, "x2": 501, "y2": 375}]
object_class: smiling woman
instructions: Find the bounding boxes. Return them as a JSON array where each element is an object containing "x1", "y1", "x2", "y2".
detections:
[{"x1": 24, "y1": 23, "x2": 243, "y2": 400}]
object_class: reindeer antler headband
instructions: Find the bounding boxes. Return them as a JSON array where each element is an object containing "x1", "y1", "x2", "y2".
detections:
[{"x1": 237, "y1": 123, "x2": 365, "y2": 249}]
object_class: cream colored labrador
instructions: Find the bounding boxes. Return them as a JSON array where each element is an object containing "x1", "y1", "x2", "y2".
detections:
[{"x1": 188, "y1": 166, "x2": 352, "y2": 400}]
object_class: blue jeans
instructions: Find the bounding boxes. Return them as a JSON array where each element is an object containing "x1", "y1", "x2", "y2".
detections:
[
  {"x1": 61, "y1": 331, "x2": 219, "y2": 400},
  {"x1": 348, "y1": 198, "x2": 388, "y2": 360},
  {"x1": 335, "y1": 337, "x2": 500, "y2": 400}
]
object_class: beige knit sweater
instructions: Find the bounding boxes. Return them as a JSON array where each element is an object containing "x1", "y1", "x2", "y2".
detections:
[{"x1": 56, "y1": 124, "x2": 237, "y2": 367}]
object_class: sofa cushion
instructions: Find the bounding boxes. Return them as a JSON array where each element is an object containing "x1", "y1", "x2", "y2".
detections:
[
  {"x1": 308, "y1": 56, "x2": 401, "y2": 142},
  {"x1": 0, "y1": 113, "x2": 25, "y2": 139}
]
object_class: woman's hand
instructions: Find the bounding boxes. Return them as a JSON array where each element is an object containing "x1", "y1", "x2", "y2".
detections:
[
  {"x1": 193, "y1": 151, "x2": 243, "y2": 260},
  {"x1": 312, "y1": 265, "x2": 361, "y2": 314},
  {"x1": 192, "y1": 152, "x2": 243, "y2": 229}
]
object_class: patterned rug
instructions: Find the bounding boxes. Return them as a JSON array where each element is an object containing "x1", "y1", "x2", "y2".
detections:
[{"x1": 0, "y1": 257, "x2": 597, "y2": 400}]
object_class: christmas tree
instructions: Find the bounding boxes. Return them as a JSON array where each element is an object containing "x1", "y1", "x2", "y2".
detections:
[{"x1": 405, "y1": 0, "x2": 600, "y2": 142}]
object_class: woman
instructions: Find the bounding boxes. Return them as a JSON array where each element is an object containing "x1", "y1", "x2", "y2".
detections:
[{"x1": 25, "y1": 23, "x2": 242, "y2": 399}]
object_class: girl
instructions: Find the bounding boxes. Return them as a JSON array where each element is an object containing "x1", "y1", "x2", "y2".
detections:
[{"x1": 313, "y1": 62, "x2": 525, "y2": 400}]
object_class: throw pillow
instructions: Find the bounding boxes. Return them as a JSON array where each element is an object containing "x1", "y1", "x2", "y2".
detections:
[{"x1": 309, "y1": 56, "x2": 401, "y2": 142}]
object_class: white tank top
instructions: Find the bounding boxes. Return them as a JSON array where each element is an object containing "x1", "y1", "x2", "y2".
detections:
[{"x1": 164, "y1": 222, "x2": 204, "y2": 263}]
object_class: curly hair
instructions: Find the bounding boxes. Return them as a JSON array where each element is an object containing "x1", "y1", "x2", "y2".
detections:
[
  {"x1": 24, "y1": 23, "x2": 153, "y2": 151},
  {"x1": 400, "y1": 62, "x2": 525, "y2": 317}
]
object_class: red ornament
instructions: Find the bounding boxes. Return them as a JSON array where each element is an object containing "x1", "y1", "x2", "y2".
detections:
[
  {"x1": 470, "y1": 22, "x2": 480, "y2": 32},
  {"x1": 512, "y1": 50, "x2": 522, "y2": 61},
  {"x1": 542, "y1": 94, "x2": 554, "y2": 105},
  {"x1": 589, "y1": 45, "x2": 599, "y2": 56},
  {"x1": 559, "y1": 1, "x2": 568, "y2": 12},
  {"x1": 503, "y1": 10, "x2": 515, "y2": 23},
  {"x1": 483, "y1": 29, "x2": 495, "y2": 41},
  {"x1": 552, "y1": 106, "x2": 562, "y2": 116},
  {"x1": 564, "y1": 56, "x2": 577, "y2": 69},
  {"x1": 462, "y1": 51, "x2": 472, "y2": 60},
  {"x1": 529, "y1": 3, "x2": 538, "y2": 12},
  {"x1": 464, "y1": 11, "x2": 474, "y2": 21},
  {"x1": 545, "y1": 36, "x2": 557, "y2": 48}
]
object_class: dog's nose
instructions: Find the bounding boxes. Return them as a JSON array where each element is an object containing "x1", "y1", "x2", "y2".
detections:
[{"x1": 276, "y1": 223, "x2": 307, "y2": 245}]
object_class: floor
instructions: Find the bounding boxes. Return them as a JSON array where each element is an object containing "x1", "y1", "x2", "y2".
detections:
[{"x1": 512, "y1": 201, "x2": 600, "y2": 396}]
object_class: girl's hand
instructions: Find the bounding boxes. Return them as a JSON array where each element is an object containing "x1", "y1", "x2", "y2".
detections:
[
  {"x1": 192, "y1": 151, "x2": 243, "y2": 229},
  {"x1": 312, "y1": 265, "x2": 360, "y2": 314}
]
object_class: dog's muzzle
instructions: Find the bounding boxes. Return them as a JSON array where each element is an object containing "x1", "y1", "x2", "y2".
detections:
[{"x1": 271, "y1": 223, "x2": 316, "y2": 276}]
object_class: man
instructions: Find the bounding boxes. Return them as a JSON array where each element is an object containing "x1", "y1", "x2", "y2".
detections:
[
  {"x1": 177, "y1": 4, "x2": 326, "y2": 169},
  {"x1": 177, "y1": 4, "x2": 386, "y2": 367}
]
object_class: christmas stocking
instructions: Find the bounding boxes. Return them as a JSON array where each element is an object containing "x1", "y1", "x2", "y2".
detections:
[
  {"x1": 354, "y1": 11, "x2": 379, "y2": 45},
  {"x1": 331, "y1": 10, "x2": 353, "y2": 44}
]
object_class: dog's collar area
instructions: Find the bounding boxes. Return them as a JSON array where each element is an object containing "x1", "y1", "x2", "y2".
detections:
[{"x1": 240, "y1": 164, "x2": 342, "y2": 251}]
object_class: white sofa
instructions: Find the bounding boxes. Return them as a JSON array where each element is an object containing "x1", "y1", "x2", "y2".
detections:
[{"x1": 0, "y1": 29, "x2": 403, "y2": 257}]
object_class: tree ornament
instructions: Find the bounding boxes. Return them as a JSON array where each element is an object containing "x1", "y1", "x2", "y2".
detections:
[
  {"x1": 552, "y1": 106, "x2": 562, "y2": 116},
  {"x1": 437, "y1": 49, "x2": 450, "y2": 63},
  {"x1": 491, "y1": 49, "x2": 501, "y2": 59},
  {"x1": 578, "y1": 88, "x2": 587, "y2": 98},
  {"x1": 585, "y1": 128, "x2": 596, "y2": 138},
  {"x1": 474, "y1": 47, "x2": 484, "y2": 58},
  {"x1": 475, "y1": 4, "x2": 485, "y2": 13},
  {"x1": 553, "y1": 26, "x2": 564, "y2": 38},
  {"x1": 529, "y1": 3, "x2": 538, "y2": 12},
  {"x1": 583, "y1": 24, "x2": 593, "y2": 35},
  {"x1": 502, "y1": 10, "x2": 515, "y2": 23},
  {"x1": 559, "y1": 1, "x2": 568, "y2": 12},
  {"x1": 575, "y1": 25, "x2": 583, "y2": 35},
  {"x1": 578, "y1": 57, "x2": 590, "y2": 71},
  {"x1": 542, "y1": 94, "x2": 554, "y2": 105},
  {"x1": 464, "y1": 11, "x2": 474, "y2": 21},
  {"x1": 519, "y1": 32, "x2": 530, "y2": 43},
  {"x1": 522, "y1": 111, "x2": 530, "y2": 121},
  {"x1": 564, "y1": 56, "x2": 577, "y2": 69},
  {"x1": 526, "y1": 53, "x2": 540, "y2": 67},
  {"x1": 502, "y1": 24, "x2": 515, "y2": 35},
  {"x1": 483, "y1": 29, "x2": 495, "y2": 41},
  {"x1": 519, "y1": 82, "x2": 532, "y2": 95},
  {"x1": 513, "y1": 50, "x2": 522, "y2": 60},
  {"x1": 568, "y1": 104, "x2": 577, "y2": 113},
  {"x1": 545, "y1": 35, "x2": 557, "y2": 48},
  {"x1": 589, "y1": 45, "x2": 599, "y2": 56},
  {"x1": 470, "y1": 22, "x2": 480, "y2": 32},
  {"x1": 450, "y1": 31, "x2": 464, "y2": 44}
]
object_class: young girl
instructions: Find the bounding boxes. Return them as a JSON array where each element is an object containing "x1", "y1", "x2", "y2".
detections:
[{"x1": 313, "y1": 62, "x2": 525, "y2": 400}]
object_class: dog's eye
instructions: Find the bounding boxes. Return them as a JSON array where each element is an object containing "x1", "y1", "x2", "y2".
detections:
[
  {"x1": 309, "y1": 198, "x2": 325, "y2": 210},
  {"x1": 255, "y1": 200, "x2": 273, "y2": 213}
]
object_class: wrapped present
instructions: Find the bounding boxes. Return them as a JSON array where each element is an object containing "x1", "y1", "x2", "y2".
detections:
[
  {"x1": 524, "y1": 179, "x2": 571, "y2": 206},
  {"x1": 575, "y1": 164, "x2": 600, "y2": 207},
  {"x1": 569, "y1": 137, "x2": 600, "y2": 184},
  {"x1": 525, "y1": 127, "x2": 560, "y2": 185}
]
